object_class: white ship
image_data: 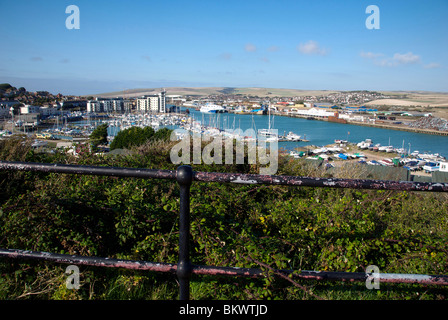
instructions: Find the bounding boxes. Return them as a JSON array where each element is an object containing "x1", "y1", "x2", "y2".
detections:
[{"x1": 199, "y1": 103, "x2": 227, "y2": 113}]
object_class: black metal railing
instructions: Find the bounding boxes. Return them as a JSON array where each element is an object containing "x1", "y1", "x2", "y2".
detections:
[{"x1": 1, "y1": 161, "x2": 448, "y2": 300}]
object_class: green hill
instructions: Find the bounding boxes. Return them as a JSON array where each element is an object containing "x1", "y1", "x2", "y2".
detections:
[
  {"x1": 92, "y1": 87, "x2": 339, "y2": 98},
  {"x1": 0, "y1": 83, "x2": 13, "y2": 91}
]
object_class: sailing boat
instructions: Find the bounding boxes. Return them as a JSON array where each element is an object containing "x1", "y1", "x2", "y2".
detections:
[{"x1": 258, "y1": 103, "x2": 278, "y2": 142}]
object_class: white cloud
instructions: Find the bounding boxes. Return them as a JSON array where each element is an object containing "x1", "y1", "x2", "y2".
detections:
[
  {"x1": 424, "y1": 62, "x2": 441, "y2": 69},
  {"x1": 297, "y1": 40, "x2": 327, "y2": 55},
  {"x1": 267, "y1": 45, "x2": 279, "y2": 52},
  {"x1": 245, "y1": 43, "x2": 257, "y2": 52},
  {"x1": 218, "y1": 52, "x2": 232, "y2": 60},
  {"x1": 392, "y1": 52, "x2": 421, "y2": 65},
  {"x1": 360, "y1": 51, "x2": 384, "y2": 59},
  {"x1": 361, "y1": 51, "x2": 421, "y2": 67}
]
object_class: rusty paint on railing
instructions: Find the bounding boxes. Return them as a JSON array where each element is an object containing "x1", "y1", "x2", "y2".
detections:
[
  {"x1": 193, "y1": 171, "x2": 448, "y2": 192},
  {"x1": 0, "y1": 248, "x2": 178, "y2": 273},
  {"x1": 2, "y1": 248, "x2": 448, "y2": 286},
  {"x1": 1, "y1": 161, "x2": 448, "y2": 192},
  {"x1": 0, "y1": 161, "x2": 176, "y2": 180}
]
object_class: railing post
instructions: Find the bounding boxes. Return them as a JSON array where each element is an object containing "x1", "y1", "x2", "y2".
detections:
[{"x1": 176, "y1": 165, "x2": 193, "y2": 300}]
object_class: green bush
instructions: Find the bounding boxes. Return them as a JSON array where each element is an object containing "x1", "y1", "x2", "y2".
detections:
[
  {"x1": 110, "y1": 126, "x2": 172, "y2": 150},
  {"x1": 0, "y1": 137, "x2": 447, "y2": 300},
  {"x1": 89, "y1": 123, "x2": 109, "y2": 148}
]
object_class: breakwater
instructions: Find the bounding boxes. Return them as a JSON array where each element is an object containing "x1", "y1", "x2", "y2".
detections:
[
  {"x1": 348, "y1": 120, "x2": 448, "y2": 136},
  {"x1": 278, "y1": 112, "x2": 448, "y2": 136}
]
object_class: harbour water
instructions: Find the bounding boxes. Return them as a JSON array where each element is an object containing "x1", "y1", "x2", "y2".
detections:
[
  {"x1": 187, "y1": 109, "x2": 448, "y2": 158},
  {"x1": 65, "y1": 108, "x2": 448, "y2": 159}
]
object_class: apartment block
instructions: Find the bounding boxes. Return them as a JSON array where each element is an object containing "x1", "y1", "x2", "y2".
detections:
[
  {"x1": 136, "y1": 90, "x2": 166, "y2": 113},
  {"x1": 87, "y1": 98, "x2": 132, "y2": 113}
]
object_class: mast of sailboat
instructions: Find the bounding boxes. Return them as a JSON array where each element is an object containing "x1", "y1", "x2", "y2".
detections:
[{"x1": 268, "y1": 102, "x2": 271, "y2": 131}]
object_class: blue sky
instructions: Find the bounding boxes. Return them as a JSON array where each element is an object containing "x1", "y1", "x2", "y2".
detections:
[{"x1": 0, "y1": 0, "x2": 447, "y2": 95}]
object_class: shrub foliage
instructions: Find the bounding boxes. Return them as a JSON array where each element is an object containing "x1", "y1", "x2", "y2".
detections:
[{"x1": 0, "y1": 137, "x2": 447, "y2": 300}]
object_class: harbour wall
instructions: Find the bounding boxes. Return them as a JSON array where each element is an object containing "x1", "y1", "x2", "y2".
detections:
[{"x1": 278, "y1": 112, "x2": 448, "y2": 136}]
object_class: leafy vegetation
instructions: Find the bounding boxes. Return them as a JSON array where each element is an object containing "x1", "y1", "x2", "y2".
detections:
[
  {"x1": 0, "y1": 136, "x2": 447, "y2": 300},
  {"x1": 89, "y1": 123, "x2": 108, "y2": 150},
  {"x1": 109, "y1": 126, "x2": 171, "y2": 150}
]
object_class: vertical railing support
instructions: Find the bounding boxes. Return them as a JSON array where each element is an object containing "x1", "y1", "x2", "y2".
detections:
[{"x1": 176, "y1": 165, "x2": 193, "y2": 300}]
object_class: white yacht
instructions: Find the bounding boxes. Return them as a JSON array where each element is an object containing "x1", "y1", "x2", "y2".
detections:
[
  {"x1": 258, "y1": 128, "x2": 278, "y2": 142},
  {"x1": 284, "y1": 131, "x2": 301, "y2": 141},
  {"x1": 258, "y1": 102, "x2": 277, "y2": 142}
]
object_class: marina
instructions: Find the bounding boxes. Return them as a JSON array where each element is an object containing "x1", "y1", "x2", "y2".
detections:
[
  {"x1": 185, "y1": 108, "x2": 448, "y2": 158},
  {"x1": 3, "y1": 107, "x2": 447, "y2": 175}
]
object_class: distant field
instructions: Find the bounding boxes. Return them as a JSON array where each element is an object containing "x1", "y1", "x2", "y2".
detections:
[
  {"x1": 368, "y1": 91, "x2": 448, "y2": 120},
  {"x1": 365, "y1": 99, "x2": 430, "y2": 107},
  {"x1": 95, "y1": 87, "x2": 228, "y2": 98},
  {"x1": 94, "y1": 87, "x2": 448, "y2": 110},
  {"x1": 232, "y1": 87, "x2": 338, "y2": 97},
  {"x1": 94, "y1": 87, "x2": 339, "y2": 98},
  {"x1": 373, "y1": 91, "x2": 448, "y2": 107}
]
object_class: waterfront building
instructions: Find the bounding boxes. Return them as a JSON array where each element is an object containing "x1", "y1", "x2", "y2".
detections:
[
  {"x1": 101, "y1": 99, "x2": 113, "y2": 113},
  {"x1": 148, "y1": 96, "x2": 160, "y2": 112},
  {"x1": 136, "y1": 90, "x2": 167, "y2": 113},
  {"x1": 136, "y1": 97, "x2": 148, "y2": 112},
  {"x1": 17, "y1": 113, "x2": 40, "y2": 126},
  {"x1": 167, "y1": 94, "x2": 185, "y2": 105},
  {"x1": 39, "y1": 105, "x2": 59, "y2": 117},
  {"x1": 87, "y1": 98, "x2": 132, "y2": 113},
  {"x1": 290, "y1": 107, "x2": 334, "y2": 118},
  {"x1": 304, "y1": 102, "x2": 314, "y2": 108},
  {"x1": 61, "y1": 100, "x2": 87, "y2": 109},
  {"x1": 123, "y1": 100, "x2": 133, "y2": 113},
  {"x1": 87, "y1": 101, "x2": 101, "y2": 113},
  {"x1": 20, "y1": 105, "x2": 40, "y2": 114},
  {"x1": 315, "y1": 103, "x2": 333, "y2": 109}
]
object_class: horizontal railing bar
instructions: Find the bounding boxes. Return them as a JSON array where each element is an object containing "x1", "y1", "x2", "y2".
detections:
[
  {"x1": 1, "y1": 161, "x2": 448, "y2": 192},
  {"x1": 0, "y1": 161, "x2": 176, "y2": 180},
  {"x1": 2, "y1": 248, "x2": 448, "y2": 286},
  {"x1": 194, "y1": 171, "x2": 448, "y2": 192},
  {"x1": 0, "y1": 248, "x2": 178, "y2": 273}
]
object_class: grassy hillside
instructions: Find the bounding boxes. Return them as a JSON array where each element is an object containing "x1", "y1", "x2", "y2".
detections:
[
  {"x1": 0, "y1": 137, "x2": 447, "y2": 300},
  {"x1": 93, "y1": 87, "x2": 339, "y2": 98}
]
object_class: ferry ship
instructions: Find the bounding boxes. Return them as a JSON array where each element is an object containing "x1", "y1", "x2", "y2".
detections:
[{"x1": 199, "y1": 103, "x2": 227, "y2": 113}]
